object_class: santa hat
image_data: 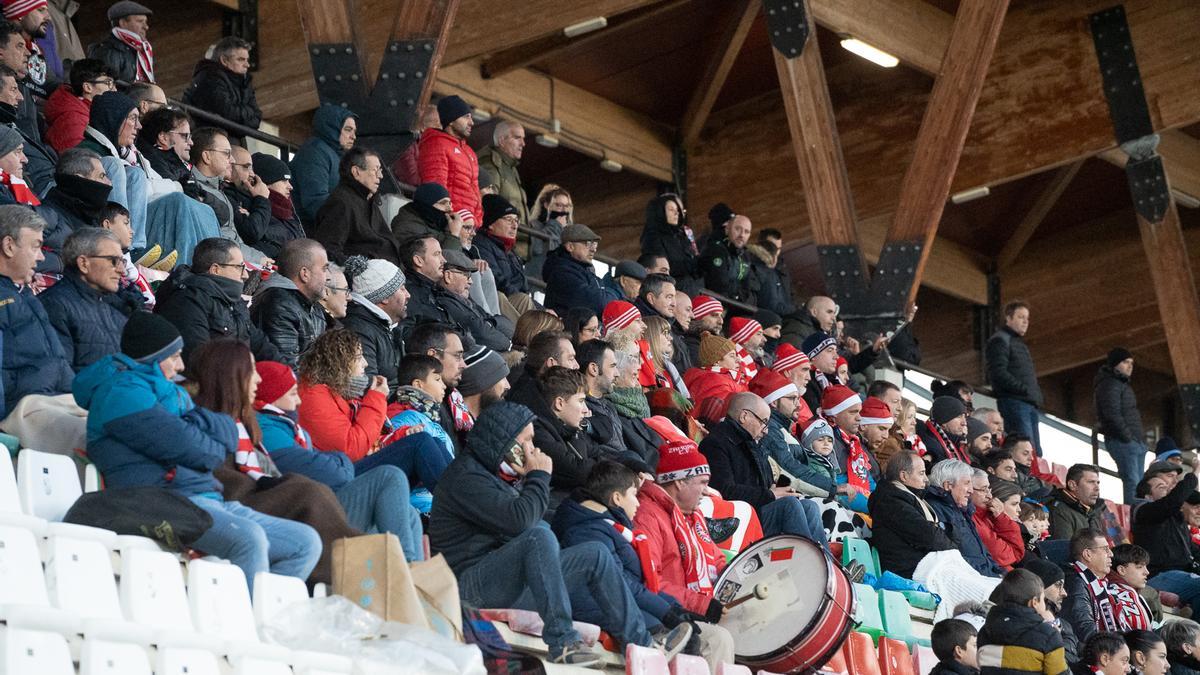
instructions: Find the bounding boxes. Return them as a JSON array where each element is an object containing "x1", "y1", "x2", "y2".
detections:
[
  {"x1": 656, "y1": 438, "x2": 710, "y2": 484},
  {"x1": 859, "y1": 396, "x2": 893, "y2": 427},
  {"x1": 254, "y1": 361, "x2": 297, "y2": 410},
  {"x1": 692, "y1": 295, "x2": 723, "y2": 320},
  {"x1": 836, "y1": 356, "x2": 848, "y2": 370},
  {"x1": 773, "y1": 343, "x2": 810, "y2": 375},
  {"x1": 456, "y1": 208, "x2": 475, "y2": 224},
  {"x1": 602, "y1": 300, "x2": 641, "y2": 335},
  {"x1": 821, "y1": 385, "x2": 861, "y2": 417},
  {"x1": 749, "y1": 369, "x2": 798, "y2": 406},
  {"x1": 729, "y1": 317, "x2": 763, "y2": 345},
  {"x1": 3, "y1": 0, "x2": 47, "y2": 20}
]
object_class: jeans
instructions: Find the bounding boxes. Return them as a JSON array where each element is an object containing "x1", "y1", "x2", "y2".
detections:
[
  {"x1": 145, "y1": 193, "x2": 221, "y2": 265},
  {"x1": 354, "y1": 431, "x2": 451, "y2": 491},
  {"x1": 457, "y1": 527, "x2": 652, "y2": 655},
  {"x1": 1148, "y1": 570, "x2": 1200, "y2": 614},
  {"x1": 1106, "y1": 438, "x2": 1148, "y2": 505},
  {"x1": 758, "y1": 496, "x2": 829, "y2": 549},
  {"x1": 100, "y1": 157, "x2": 148, "y2": 250},
  {"x1": 334, "y1": 466, "x2": 424, "y2": 562},
  {"x1": 187, "y1": 496, "x2": 323, "y2": 592},
  {"x1": 998, "y1": 398, "x2": 1042, "y2": 456}
]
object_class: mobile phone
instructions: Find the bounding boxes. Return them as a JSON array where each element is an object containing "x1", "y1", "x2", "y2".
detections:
[{"x1": 505, "y1": 441, "x2": 525, "y2": 469}]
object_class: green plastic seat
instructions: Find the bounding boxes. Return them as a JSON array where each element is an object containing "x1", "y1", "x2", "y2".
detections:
[
  {"x1": 879, "y1": 589, "x2": 931, "y2": 648},
  {"x1": 853, "y1": 583, "x2": 885, "y2": 641},
  {"x1": 0, "y1": 432, "x2": 19, "y2": 457},
  {"x1": 842, "y1": 536, "x2": 880, "y2": 578}
]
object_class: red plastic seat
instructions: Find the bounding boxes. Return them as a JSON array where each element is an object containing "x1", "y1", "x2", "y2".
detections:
[
  {"x1": 1035, "y1": 457, "x2": 1052, "y2": 476},
  {"x1": 670, "y1": 653, "x2": 711, "y2": 674},
  {"x1": 911, "y1": 645, "x2": 937, "y2": 675},
  {"x1": 1052, "y1": 463, "x2": 1068, "y2": 486},
  {"x1": 1161, "y1": 591, "x2": 1183, "y2": 608},
  {"x1": 845, "y1": 632, "x2": 882, "y2": 675},
  {"x1": 823, "y1": 647, "x2": 850, "y2": 675},
  {"x1": 879, "y1": 638, "x2": 914, "y2": 675}
]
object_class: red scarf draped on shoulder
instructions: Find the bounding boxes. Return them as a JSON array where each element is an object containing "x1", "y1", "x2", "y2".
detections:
[
  {"x1": 610, "y1": 519, "x2": 662, "y2": 593},
  {"x1": 824, "y1": 414, "x2": 871, "y2": 494},
  {"x1": 924, "y1": 419, "x2": 970, "y2": 463},
  {"x1": 1, "y1": 169, "x2": 39, "y2": 205}
]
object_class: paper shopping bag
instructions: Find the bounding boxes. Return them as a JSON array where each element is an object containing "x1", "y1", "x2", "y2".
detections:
[{"x1": 332, "y1": 533, "x2": 430, "y2": 629}]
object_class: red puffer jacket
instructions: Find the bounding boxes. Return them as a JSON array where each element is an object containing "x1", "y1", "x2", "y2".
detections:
[
  {"x1": 634, "y1": 481, "x2": 725, "y2": 615},
  {"x1": 972, "y1": 507, "x2": 1025, "y2": 570},
  {"x1": 297, "y1": 382, "x2": 388, "y2": 462},
  {"x1": 417, "y1": 128, "x2": 481, "y2": 223},
  {"x1": 44, "y1": 85, "x2": 90, "y2": 154}
]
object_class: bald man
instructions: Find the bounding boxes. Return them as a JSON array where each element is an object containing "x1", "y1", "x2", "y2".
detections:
[{"x1": 698, "y1": 214, "x2": 757, "y2": 306}]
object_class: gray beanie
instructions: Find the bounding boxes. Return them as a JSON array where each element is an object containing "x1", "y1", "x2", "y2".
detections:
[
  {"x1": 344, "y1": 255, "x2": 405, "y2": 304},
  {"x1": 0, "y1": 126, "x2": 23, "y2": 159},
  {"x1": 459, "y1": 345, "x2": 509, "y2": 397}
]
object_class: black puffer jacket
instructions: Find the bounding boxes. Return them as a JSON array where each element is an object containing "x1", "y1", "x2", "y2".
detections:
[
  {"x1": 137, "y1": 141, "x2": 191, "y2": 183},
  {"x1": 154, "y1": 267, "x2": 282, "y2": 364},
  {"x1": 341, "y1": 298, "x2": 401, "y2": 399},
  {"x1": 986, "y1": 326, "x2": 1043, "y2": 407},
  {"x1": 867, "y1": 479, "x2": 956, "y2": 579},
  {"x1": 1093, "y1": 365, "x2": 1142, "y2": 443},
  {"x1": 310, "y1": 179, "x2": 402, "y2": 265},
  {"x1": 438, "y1": 286, "x2": 512, "y2": 353},
  {"x1": 747, "y1": 244, "x2": 796, "y2": 316},
  {"x1": 250, "y1": 275, "x2": 327, "y2": 367},
  {"x1": 35, "y1": 177, "x2": 107, "y2": 274},
  {"x1": 430, "y1": 402, "x2": 548, "y2": 575},
  {"x1": 0, "y1": 275, "x2": 75, "y2": 414},
  {"x1": 86, "y1": 34, "x2": 137, "y2": 84},
  {"x1": 181, "y1": 59, "x2": 262, "y2": 129},
  {"x1": 40, "y1": 270, "x2": 140, "y2": 371},
  {"x1": 389, "y1": 200, "x2": 461, "y2": 250},
  {"x1": 474, "y1": 232, "x2": 528, "y2": 295},
  {"x1": 640, "y1": 194, "x2": 700, "y2": 294},
  {"x1": 1132, "y1": 472, "x2": 1200, "y2": 576},
  {"x1": 224, "y1": 186, "x2": 276, "y2": 258},
  {"x1": 699, "y1": 237, "x2": 758, "y2": 308},
  {"x1": 698, "y1": 417, "x2": 774, "y2": 509}
]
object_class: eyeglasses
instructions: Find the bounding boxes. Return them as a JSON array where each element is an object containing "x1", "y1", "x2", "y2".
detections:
[
  {"x1": 431, "y1": 347, "x2": 466, "y2": 361},
  {"x1": 87, "y1": 78, "x2": 115, "y2": 88},
  {"x1": 170, "y1": 130, "x2": 191, "y2": 141},
  {"x1": 86, "y1": 255, "x2": 124, "y2": 267},
  {"x1": 326, "y1": 284, "x2": 349, "y2": 294},
  {"x1": 742, "y1": 409, "x2": 769, "y2": 428},
  {"x1": 444, "y1": 267, "x2": 472, "y2": 277},
  {"x1": 214, "y1": 261, "x2": 249, "y2": 274},
  {"x1": 208, "y1": 148, "x2": 233, "y2": 157}
]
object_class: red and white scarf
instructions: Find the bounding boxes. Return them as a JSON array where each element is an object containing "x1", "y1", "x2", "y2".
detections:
[
  {"x1": 260, "y1": 404, "x2": 311, "y2": 448},
  {"x1": 823, "y1": 415, "x2": 872, "y2": 494},
  {"x1": 123, "y1": 252, "x2": 155, "y2": 308},
  {"x1": 1073, "y1": 561, "x2": 1119, "y2": 633},
  {"x1": 234, "y1": 421, "x2": 280, "y2": 481},
  {"x1": 924, "y1": 419, "x2": 970, "y2": 463},
  {"x1": 448, "y1": 389, "x2": 474, "y2": 432},
  {"x1": 735, "y1": 345, "x2": 758, "y2": 381},
  {"x1": 906, "y1": 432, "x2": 928, "y2": 457},
  {"x1": 1105, "y1": 573, "x2": 1152, "y2": 631},
  {"x1": 112, "y1": 27, "x2": 155, "y2": 83},
  {"x1": 671, "y1": 503, "x2": 720, "y2": 594},
  {"x1": 609, "y1": 518, "x2": 661, "y2": 593},
  {"x1": 704, "y1": 363, "x2": 747, "y2": 387},
  {"x1": 1, "y1": 169, "x2": 39, "y2": 206}
]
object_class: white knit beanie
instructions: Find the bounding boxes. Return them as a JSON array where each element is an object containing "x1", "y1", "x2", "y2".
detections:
[{"x1": 344, "y1": 255, "x2": 406, "y2": 303}]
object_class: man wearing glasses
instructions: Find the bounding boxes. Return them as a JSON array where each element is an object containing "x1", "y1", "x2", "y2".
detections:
[
  {"x1": 189, "y1": 126, "x2": 270, "y2": 267},
  {"x1": 1061, "y1": 527, "x2": 1117, "y2": 642},
  {"x1": 541, "y1": 222, "x2": 620, "y2": 316},
  {"x1": 45, "y1": 58, "x2": 115, "y2": 153},
  {"x1": 698, "y1": 391, "x2": 829, "y2": 547}
]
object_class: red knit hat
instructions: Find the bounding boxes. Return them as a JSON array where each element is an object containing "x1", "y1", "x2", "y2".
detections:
[
  {"x1": 254, "y1": 361, "x2": 297, "y2": 409},
  {"x1": 3, "y1": 0, "x2": 47, "y2": 20},
  {"x1": 602, "y1": 300, "x2": 641, "y2": 335},
  {"x1": 773, "y1": 343, "x2": 810, "y2": 375},
  {"x1": 821, "y1": 385, "x2": 860, "y2": 417},
  {"x1": 749, "y1": 369, "x2": 798, "y2": 406},
  {"x1": 859, "y1": 396, "x2": 894, "y2": 427},
  {"x1": 692, "y1": 295, "x2": 723, "y2": 320},
  {"x1": 656, "y1": 438, "x2": 710, "y2": 484},
  {"x1": 836, "y1": 356, "x2": 848, "y2": 370},
  {"x1": 729, "y1": 317, "x2": 763, "y2": 345}
]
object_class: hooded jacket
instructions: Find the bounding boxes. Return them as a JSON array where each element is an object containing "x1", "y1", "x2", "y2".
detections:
[
  {"x1": 389, "y1": 199, "x2": 462, "y2": 251},
  {"x1": 699, "y1": 417, "x2": 774, "y2": 509},
  {"x1": 977, "y1": 603, "x2": 1069, "y2": 675},
  {"x1": 986, "y1": 326, "x2": 1044, "y2": 407},
  {"x1": 0, "y1": 275, "x2": 75, "y2": 414},
  {"x1": 44, "y1": 84, "x2": 90, "y2": 153},
  {"x1": 311, "y1": 177, "x2": 403, "y2": 265},
  {"x1": 542, "y1": 245, "x2": 621, "y2": 316},
  {"x1": 640, "y1": 195, "x2": 700, "y2": 294},
  {"x1": 1093, "y1": 365, "x2": 1142, "y2": 444},
  {"x1": 429, "y1": 402, "x2": 548, "y2": 575},
  {"x1": 417, "y1": 128, "x2": 481, "y2": 223},
  {"x1": 746, "y1": 243, "x2": 796, "y2": 316},
  {"x1": 762, "y1": 408, "x2": 838, "y2": 498},
  {"x1": 72, "y1": 353, "x2": 236, "y2": 496},
  {"x1": 867, "y1": 479, "x2": 956, "y2": 579},
  {"x1": 291, "y1": 104, "x2": 355, "y2": 225},
  {"x1": 1046, "y1": 487, "x2": 1108, "y2": 541},
  {"x1": 925, "y1": 484, "x2": 1005, "y2": 578},
  {"x1": 181, "y1": 59, "x2": 262, "y2": 129},
  {"x1": 154, "y1": 266, "x2": 282, "y2": 364},
  {"x1": 40, "y1": 269, "x2": 140, "y2": 371},
  {"x1": 75, "y1": 92, "x2": 136, "y2": 160},
  {"x1": 250, "y1": 274, "x2": 327, "y2": 367}
]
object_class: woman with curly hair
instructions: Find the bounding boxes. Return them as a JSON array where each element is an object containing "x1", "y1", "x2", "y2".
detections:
[{"x1": 297, "y1": 328, "x2": 452, "y2": 493}]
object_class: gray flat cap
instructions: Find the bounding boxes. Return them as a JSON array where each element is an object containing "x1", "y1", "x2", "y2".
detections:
[{"x1": 108, "y1": 1, "x2": 153, "y2": 22}]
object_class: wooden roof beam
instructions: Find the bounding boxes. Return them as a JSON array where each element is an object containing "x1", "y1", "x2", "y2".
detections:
[
  {"x1": 808, "y1": 0, "x2": 952, "y2": 77},
  {"x1": 678, "y1": 0, "x2": 759, "y2": 148},
  {"x1": 1099, "y1": 129, "x2": 1200, "y2": 203},
  {"x1": 995, "y1": 161, "x2": 1082, "y2": 270}
]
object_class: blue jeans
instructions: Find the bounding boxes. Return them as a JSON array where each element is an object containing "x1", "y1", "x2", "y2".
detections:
[
  {"x1": 187, "y1": 496, "x2": 323, "y2": 592},
  {"x1": 998, "y1": 398, "x2": 1042, "y2": 456},
  {"x1": 1106, "y1": 438, "x2": 1147, "y2": 505},
  {"x1": 145, "y1": 193, "x2": 221, "y2": 265},
  {"x1": 759, "y1": 496, "x2": 829, "y2": 549},
  {"x1": 354, "y1": 431, "x2": 451, "y2": 491},
  {"x1": 457, "y1": 527, "x2": 652, "y2": 656},
  {"x1": 334, "y1": 466, "x2": 424, "y2": 562},
  {"x1": 1148, "y1": 570, "x2": 1200, "y2": 614},
  {"x1": 100, "y1": 157, "x2": 148, "y2": 250}
]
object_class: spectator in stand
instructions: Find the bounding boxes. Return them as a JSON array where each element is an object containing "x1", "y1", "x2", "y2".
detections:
[
  {"x1": 290, "y1": 103, "x2": 356, "y2": 226},
  {"x1": 931, "y1": 619, "x2": 979, "y2": 675},
  {"x1": 249, "y1": 152, "x2": 306, "y2": 259},
  {"x1": 7, "y1": 0, "x2": 56, "y2": 100},
  {"x1": 340, "y1": 256, "x2": 408, "y2": 398},
  {"x1": 390, "y1": 181, "x2": 463, "y2": 250},
  {"x1": 1078, "y1": 634, "x2": 1131, "y2": 675},
  {"x1": 1094, "y1": 347, "x2": 1145, "y2": 504},
  {"x1": 458, "y1": 344, "x2": 509, "y2": 417},
  {"x1": 986, "y1": 301, "x2": 1044, "y2": 454},
  {"x1": 971, "y1": 472, "x2": 1025, "y2": 571},
  {"x1": 1061, "y1": 528, "x2": 1117, "y2": 642},
  {"x1": 441, "y1": 247, "x2": 513, "y2": 349},
  {"x1": 511, "y1": 309, "x2": 563, "y2": 354},
  {"x1": 1131, "y1": 458, "x2": 1200, "y2": 614},
  {"x1": 983, "y1": 450, "x2": 1020, "y2": 483},
  {"x1": 1005, "y1": 433, "x2": 1053, "y2": 501},
  {"x1": 320, "y1": 262, "x2": 347, "y2": 323},
  {"x1": 966, "y1": 417, "x2": 994, "y2": 462},
  {"x1": 474, "y1": 193, "x2": 530, "y2": 300},
  {"x1": 530, "y1": 366, "x2": 612, "y2": 502},
  {"x1": 406, "y1": 322, "x2": 469, "y2": 453},
  {"x1": 859, "y1": 395, "x2": 896, "y2": 475},
  {"x1": 526, "y1": 184, "x2": 571, "y2": 279},
  {"x1": 403, "y1": 236, "x2": 511, "y2": 352},
  {"x1": 188, "y1": 127, "x2": 270, "y2": 266},
  {"x1": 507, "y1": 329, "x2": 577, "y2": 408},
  {"x1": 134, "y1": 106, "x2": 190, "y2": 182},
  {"x1": 782, "y1": 294, "x2": 836, "y2": 347},
  {"x1": 974, "y1": 406, "x2": 1005, "y2": 445},
  {"x1": 0, "y1": 63, "x2": 52, "y2": 199},
  {"x1": 1105, "y1": 544, "x2": 1154, "y2": 631},
  {"x1": 73, "y1": 312, "x2": 321, "y2": 590},
  {"x1": 920, "y1": 396, "x2": 972, "y2": 464},
  {"x1": 388, "y1": 104, "x2": 437, "y2": 187},
  {"x1": 390, "y1": 354, "x2": 455, "y2": 469},
  {"x1": 126, "y1": 81, "x2": 166, "y2": 117},
  {"x1": 250, "y1": 238, "x2": 329, "y2": 366},
  {"x1": 99, "y1": 201, "x2": 155, "y2": 308},
  {"x1": 641, "y1": 193, "x2": 699, "y2": 294},
  {"x1": 747, "y1": 236, "x2": 797, "y2": 319},
  {"x1": 44, "y1": 58, "x2": 113, "y2": 153},
  {"x1": 1161, "y1": 619, "x2": 1200, "y2": 675},
  {"x1": 542, "y1": 222, "x2": 619, "y2": 316},
  {"x1": 643, "y1": 315, "x2": 687, "y2": 394},
  {"x1": 181, "y1": 36, "x2": 261, "y2": 130},
  {"x1": 0, "y1": 125, "x2": 29, "y2": 204},
  {"x1": 87, "y1": 1, "x2": 154, "y2": 84},
  {"x1": 700, "y1": 391, "x2": 828, "y2": 545},
  {"x1": 1047, "y1": 464, "x2": 1107, "y2": 540},
  {"x1": 564, "y1": 306, "x2": 600, "y2": 345},
  {"x1": 634, "y1": 273, "x2": 689, "y2": 372},
  {"x1": 729, "y1": 316, "x2": 766, "y2": 381},
  {"x1": 603, "y1": 259, "x2": 645, "y2": 302},
  {"x1": 683, "y1": 294, "x2": 724, "y2": 367},
  {"x1": 453, "y1": 208, "x2": 501, "y2": 316},
  {"x1": 870, "y1": 450, "x2": 957, "y2": 578},
  {"x1": 41, "y1": 227, "x2": 141, "y2": 370},
  {"x1": 0, "y1": 23, "x2": 34, "y2": 139},
  {"x1": 418, "y1": 95, "x2": 480, "y2": 222},
  {"x1": 478, "y1": 120, "x2": 528, "y2": 227},
  {"x1": 34, "y1": 147, "x2": 110, "y2": 273},
  {"x1": 639, "y1": 253, "x2": 670, "y2": 275},
  {"x1": 76, "y1": 91, "x2": 148, "y2": 235},
  {"x1": 224, "y1": 145, "x2": 280, "y2": 257},
  {"x1": 800, "y1": 331, "x2": 840, "y2": 412},
  {"x1": 698, "y1": 213, "x2": 756, "y2": 306},
  {"x1": 925, "y1": 460, "x2": 1005, "y2": 577},
  {"x1": 311, "y1": 147, "x2": 402, "y2": 265},
  {"x1": 44, "y1": 0, "x2": 84, "y2": 70},
  {"x1": 1125, "y1": 630, "x2": 1168, "y2": 675},
  {"x1": 819, "y1": 385, "x2": 878, "y2": 495},
  {"x1": 977, "y1": 569, "x2": 1068, "y2": 675},
  {"x1": 154, "y1": 237, "x2": 282, "y2": 363},
  {"x1": 1020, "y1": 558, "x2": 1076, "y2": 664},
  {"x1": 429, "y1": 401, "x2": 663, "y2": 667},
  {"x1": 682, "y1": 333, "x2": 745, "y2": 422},
  {"x1": 607, "y1": 345, "x2": 665, "y2": 469},
  {"x1": 771, "y1": 343, "x2": 812, "y2": 418},
  {"x1": 578, "y1": 338, "x2": 631, "y2": 458}
]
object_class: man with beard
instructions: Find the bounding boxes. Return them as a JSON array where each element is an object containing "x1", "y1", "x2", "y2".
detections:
[
  {"x1": 418, "y1": 95, "x2": 480, "y2": 223},
  {"x1": 578, "y1": 338, "x2": 630, "y2": 458},
  {"x1": 800, "y1": 331, "x2": 839, "y2": 413},
  {"x1": 698, "y1": 213, "x2": 756, "y2": 306},
  {"x1": 683, "y1": 294, "x2": 724, "y2": 367},
  {"x1": 5, "y1": 0, "x2": 58, "y2": 100},
  {"x1": 729, "y1": 316, "x2": 766, "y2": 381},
  {"x1": 457, "y1": 344, "x2": 510, "y2": 418},
  {"x1": 0, "y1": 63, "x2": 54, "y2": 195},
  {"x1": 407, "y1": 322, "x2": 470, "y2": 454}
]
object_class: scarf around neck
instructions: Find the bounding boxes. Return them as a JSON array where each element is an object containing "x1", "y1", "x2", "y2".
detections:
[
  {"x1": 1105, "y1": 573, "x2": 1152, "y2": 631},
  {"x1": 268, "y1": 189, "x2": 295, "y2": 221},
  {"x1": 1, "y1": 169, "x2": 39, "y2": 205},
  {"x1": 608, "y1": 385, "x2": 651, "y2": 419},
  {"x1": 1073, "y1": 561, "x2": 1120, "y2": 633},
  {"x1": 486, "y1": 231, "x2": 516, "y2": 253},
  {"x1": 823, "y1": 414, "x2": 871, "y2": 493},
  {"x1": 112, "y1": 27, "x2": 155, "y2": 82},
  {"x1": 925, "y1": 419, "x2": 970, "y2": 463},
  {"x1": 895, "y1": 481, "x2": 939, "y2": 524},
  {"x1": 234, "y1": 420, "x2": 281, "y2": 481},
  {"x1": 448, "y1": 389, "x2": 474, "y2": 432},
  {"x1": 735, "y1": 345, "x2": 758, "y2": 381},
  {"x1": 394, "y1": 386, "x2": 441, "y2": 423}
]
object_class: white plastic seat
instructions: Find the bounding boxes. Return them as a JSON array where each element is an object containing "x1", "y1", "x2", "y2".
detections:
[
  {"x1": 670, "y1": 653, "x2": 711, "y2": 674},
  {"x1": 627, "y1": 643, "x2": 669, "y2": 675},
  {"x1": 716, "y1": 664, "x2": 752, "y2": 675},
  {"x1": 155, "y1": 646, "x2": 222, "y2": 675},
  {"x1": 233, "y1": 655, "x2": 295, "y2": 674},
  {"x1": 292, "y1": 652, "x2": 353, "y2": 673},
  {"x1": 189, "y1": 558, "x2": 259, "y2": 642},
  {"x1": 84, "y1": 463, "x2": 101, "y2": 493},
  {"x1": 253, "y1": 571, "x2": 309, "y2": 631},
  {"x1": 120, "y1": 547, "x2": 193, "y2": 631},
  {"x1": 0, "y1": 625, "x2": 74, "y2": 675},
  {"x1": 79, "y1": 637, "x2": 153, "y2": 675},
  {"x1": 16, "y1": 448, "x2": 81, "y2": 521},
  {"x1": 0, "y1": 524, "x2": 79, "y2": 633},
  {"x1": 45, "y1": 534, "x2": 155, "y2": 643},
  {"x1": 0, "y1": 454, "x2": 46, "y2": 534}
]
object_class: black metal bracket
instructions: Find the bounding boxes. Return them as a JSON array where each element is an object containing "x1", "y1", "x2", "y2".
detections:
[
  {"x1": 1126, "y1": 154, "x2": 1170, "y2": 223},
  {"x1": 1089, "y1": 5, "x2": 1153, "y2": 144},
  {"x1": 222, "y1": 0, "x2": 260, "y2": 71},
  {"x1": 762, "y1": 0, "x2": 810, "y2": 59},
  {"x1": 817, "y1": 245, "x2": 868, "y2": 311},
  {"x1": 866, "y1": 241, "x2": 922, "y2": 313},
  {"x1": 672, "y1": 146, "x2": 688, "y2": 205},
  {"x1": 1180, "y1": 384, "x2": 1200, "y2": 441},
  {"x1": 308, "y1": 39, "x2": 434, "y2": 137}
]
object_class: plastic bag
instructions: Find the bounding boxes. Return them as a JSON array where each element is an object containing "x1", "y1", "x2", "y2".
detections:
[{"x1": 262, "y1": 595, "x2": 485, "y2": 675}]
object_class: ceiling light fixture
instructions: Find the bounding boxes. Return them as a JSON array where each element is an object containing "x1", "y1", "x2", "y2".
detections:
[
  {"x1": 534, "y1": 134, "x2": 559, "y2": 148},
  {"x1": 950, "y1": 186, "x2": 990, "y2": 204},
  {"x1": 1173, "y1": 189, "x2": 1200, "y2": 209},
  {"x1": 600, "y1": 158, "x2": 623, "y2": 173},
  {"x1": 563, "y1": 17, "x2": 607, "y2": 38},
  {"x1": 839, "y1": 37, "x2": 899, "y2": 68},
  {"x1": 471, "y1": 109, "x2": 491, "y2": 123}
]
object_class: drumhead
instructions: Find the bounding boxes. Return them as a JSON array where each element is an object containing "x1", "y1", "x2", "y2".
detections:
[{"x1": 713, "y1": 534, "x2": 832, "y2": 659}]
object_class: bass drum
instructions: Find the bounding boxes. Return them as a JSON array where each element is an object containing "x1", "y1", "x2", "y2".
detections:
[{"x1": 714, "y1": 534, "x2": 855, "y2": 673}]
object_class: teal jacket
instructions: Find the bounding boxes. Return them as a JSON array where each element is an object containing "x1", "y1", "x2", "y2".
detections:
[{"x1": 290, "y1": 104, "x2": 355, "y2": 225}]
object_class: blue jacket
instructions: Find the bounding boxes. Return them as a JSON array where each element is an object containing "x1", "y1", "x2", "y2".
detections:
[
  {"x1": 925, "y1": 484, "x2": 1005, "y2": 578},
  {"x1": 40, "y1": 270, "x2": 140, "y2": 372},
  {"x1": 391, "y1": 407, "x2": 455, "y2": 459},
  {"x1": 291, "y1": 104, "x2": 355, "y2": 225},
  {"x1": 73, "y1": 353, "x2": 236, "y2": 496},
  {"x1": 0, "y1": 275, "x2": 74, "y2": 412},
  {"x1": 474, "y1": 233, "x2": 528, "y2": 295},
  {"x1": 257, "y1": 407, "x2": 355, "y2": 489},
  {"x1": 762, "y1": 409, "x2": 837, "y2": 498},
  {"x1": 550, "y1": 496, "x2": 675, "y2": 630},
  {"x1": 541, "y1": 246, "x2": 620, "y2": 316}
]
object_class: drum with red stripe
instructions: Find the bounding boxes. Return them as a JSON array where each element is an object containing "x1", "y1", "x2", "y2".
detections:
[{"x1": 715, "y1": 534, "x2": 855, "y2": 673}]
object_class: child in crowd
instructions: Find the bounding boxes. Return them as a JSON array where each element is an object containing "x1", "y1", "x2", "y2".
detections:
[
  {"x1": 391, "y1": 354, "x2": 456, "y2": 512},
  {"x1": 978, "y1": 568, "x2": 1069, "y2": 675},
  {"x1": 1020, "y1": 501, "x2": 1050, "y2": 560},
  {"x1": 1106, "y1": 543, "x2": 1154, "y2": 631},
  {"x1": 1077, "y1": 632, "x2": 1130, "y2": 675},
  {"x1": 100, "y1": 201, "x2": 156, "y2": 307},
  {"x1": 1124, "y1": 629, "x2": 1169, "y2": 675},
  {"x1": 931, "y1": 618, "x2": 980, "y2": 675}
]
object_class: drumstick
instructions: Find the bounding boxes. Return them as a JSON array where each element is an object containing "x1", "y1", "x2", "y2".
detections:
[{"x1": 724, "y1": 583, "x2": 769, "y2": 609}]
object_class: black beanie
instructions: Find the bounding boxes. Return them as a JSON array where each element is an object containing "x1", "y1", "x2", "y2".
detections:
[
  {"x1": 1107, "y1": 347, "x2": 1133, "y2": 368},
  {"x1": 436, "y1": 95, "x2": 471, "y2": 127},
  {"x1": 482, "y1": 193, "x2": 517, "y2": 227},
  {"x1": 413, "y1": 182, "x2": 450, "y2": 207},
  {"x1": 930, "y1": 396, "x2": 966, "y2": 425},
  {"x1": 708, "y1": 202, "x2": 734, "y2": 230},
  {"x1": 1021, "y1": 558, "x2": 1065, "y2": 588},
  {"x1": 251, "y1": 153, "x2": 291, "y2": 185},
  {"x1": 121, "y1": 311, "x2": 183, "y2": 364}
]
